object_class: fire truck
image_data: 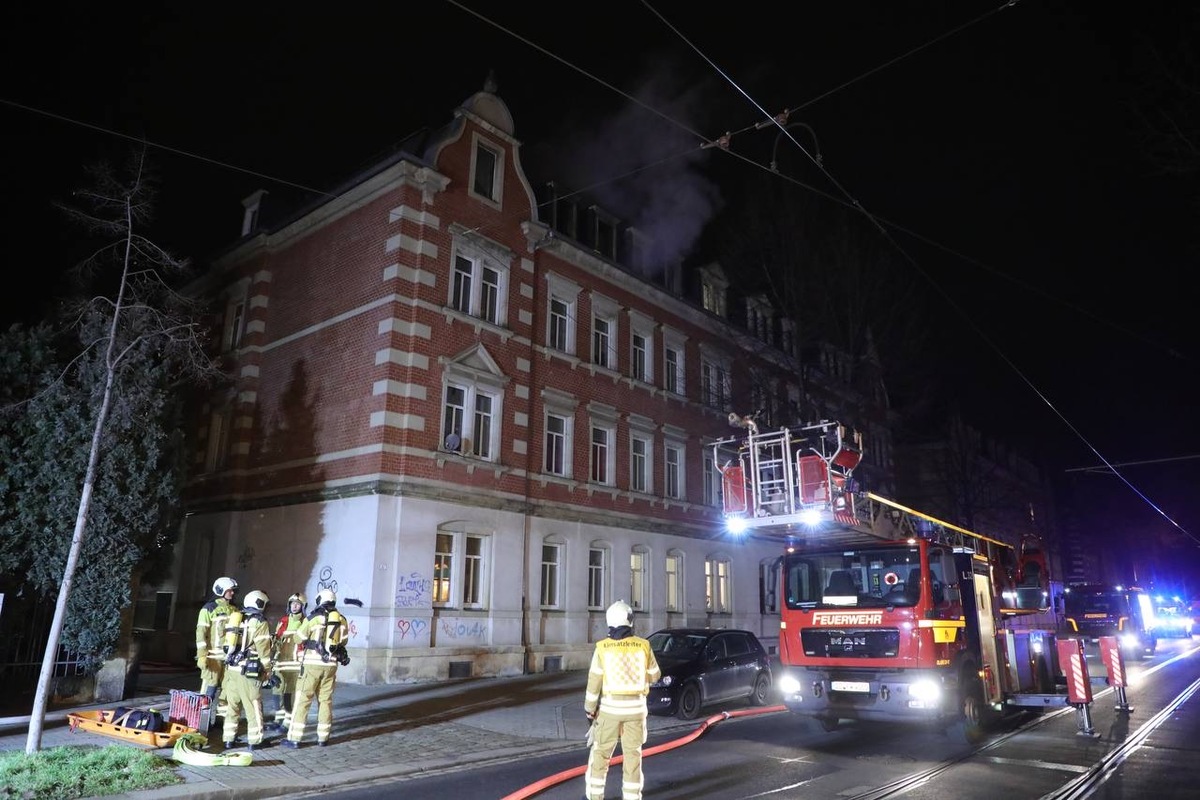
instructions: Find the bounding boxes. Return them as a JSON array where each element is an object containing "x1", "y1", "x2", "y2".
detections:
[{"x1": 711, "y1": 414, "x2": 1066, "y2": 739}]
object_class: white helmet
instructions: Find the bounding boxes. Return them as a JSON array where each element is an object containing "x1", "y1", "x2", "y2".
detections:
[
  {"x1": 315, "y1": 589, "x2": 337, "y2": 608},
  {"x1": 243, "y1": 590, "x2": 269, "y2": 612},
  {"x1": 213, "y1": 577, "x2": 238, "y2": 596},
  {"x1": 606, "y1": 600, "x2": 633, "y2": 628},
  {"x1": 288, "y1": 592, "x2": 307, "y2": 609}
]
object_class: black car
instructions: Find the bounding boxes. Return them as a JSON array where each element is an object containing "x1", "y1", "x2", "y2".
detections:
[{"x1": 647, "y1": 628, "x2": 773, "y2": 720}]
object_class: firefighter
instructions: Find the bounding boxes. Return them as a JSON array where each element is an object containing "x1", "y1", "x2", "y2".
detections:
[
  {"x1": 582, "y1": 600, "x2": 661, "y2": 800},
  {"x1": 219, "y1": 589, "x2": 275, "y2": 751},
  {"x1": 265, "y1": 591, "x2": 307, "y2": 733},
  {"x1": 280, "y1": 588, "x2": 349, "y2": 749},
  {"x1": 195, "y1": 576, "x2": 238, "y2": 733}
]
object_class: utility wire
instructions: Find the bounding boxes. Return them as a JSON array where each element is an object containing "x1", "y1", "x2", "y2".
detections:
[{"x1": 642, "y1": 0, "x2": 1196, "y2": 546}]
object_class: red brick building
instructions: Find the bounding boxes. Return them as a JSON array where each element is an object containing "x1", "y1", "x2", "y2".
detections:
[{"x1": 171, "y1": 82, "x2": 894, "y2": 683}]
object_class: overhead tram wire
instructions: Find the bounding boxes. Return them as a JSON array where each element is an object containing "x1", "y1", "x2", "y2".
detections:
[
  {"x1": 5, "y1": 5, "x2": 1173, "y2": 371},
  {"x1": 642, "y1": 1, "x2": 1196, "y2": 546},
  {"x1": 5, "y1": 6, "x2": 1180, "y2": 410}
]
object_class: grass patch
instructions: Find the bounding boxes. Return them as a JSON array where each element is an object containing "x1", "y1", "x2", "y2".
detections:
[{"x1": 0, "y1": 744, "x2": 182, "y2": 800}]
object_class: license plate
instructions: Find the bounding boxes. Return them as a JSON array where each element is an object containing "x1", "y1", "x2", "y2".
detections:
[{"x1": 831, "y1": 681, "x2": 870, "y2": 693}]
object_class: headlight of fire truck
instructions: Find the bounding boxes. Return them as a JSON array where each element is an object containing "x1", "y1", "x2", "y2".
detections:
[
  {"x1": 1119, "y1": 633, "x2": 1140, "y2": 650},
  {"x1": 778, "y1": 674, "x2": 802, "y2": 696},
  {"x1": 908, "y1": 679, "x2": 942, "y2": 706}
]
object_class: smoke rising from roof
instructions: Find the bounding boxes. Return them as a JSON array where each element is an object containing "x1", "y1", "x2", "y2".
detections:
[{"x1": 531, "y1": 51, "x2": 725, "y2": 276}]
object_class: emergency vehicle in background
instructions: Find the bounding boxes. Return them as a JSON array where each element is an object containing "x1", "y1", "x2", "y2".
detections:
[
  {"x1": 712, "y1": 414, "x2": 1066, "y2": 739},
  {"x1": 1062, "y1": 584, "x2": 1159, "y2": 655}
]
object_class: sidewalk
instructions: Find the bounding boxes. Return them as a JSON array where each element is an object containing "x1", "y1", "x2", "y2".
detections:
[{"x1": 0, "y1": 666, "x2": 697, "y2": 800}]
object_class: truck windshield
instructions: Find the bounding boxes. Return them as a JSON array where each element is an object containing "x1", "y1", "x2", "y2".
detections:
[
  {"x1": 782, "y1": 546, "x2": 928, "y2": 609},
  {"x1": 1064, "y1": 588, "x2": 1130, "y2": 618}
]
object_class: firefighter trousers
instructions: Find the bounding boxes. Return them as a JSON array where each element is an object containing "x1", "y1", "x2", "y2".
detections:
[
  {"x1": 585, "y1": 712, "x2": 647, "y2": 800},
  {"x1": 287, "y1": 663, "x2": 337, "y2": 744}
]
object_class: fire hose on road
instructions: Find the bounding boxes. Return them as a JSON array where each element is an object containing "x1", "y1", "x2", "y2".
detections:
[{"x1": 499, "y1": 704, "x2": 787, "y2": 800}]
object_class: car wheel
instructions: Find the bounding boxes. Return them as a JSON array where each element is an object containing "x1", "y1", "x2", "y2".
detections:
[
  {"x1": 676, "y1": 683, "x2": 702, "y2": 720},
  {"x1": 750, "y1": 673, "x2": 771, "y2": 706},
  {"x1": 818, "y1": 716, "x2": 839, "y2": 732}
]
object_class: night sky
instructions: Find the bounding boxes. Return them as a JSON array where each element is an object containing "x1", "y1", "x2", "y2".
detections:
[{"x1": 3, "y1": 2, "x2": 1197, "y2": 585}]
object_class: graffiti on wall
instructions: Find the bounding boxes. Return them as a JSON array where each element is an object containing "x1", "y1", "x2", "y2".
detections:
[
  {"x1": 395, "y1": 618, "x2": 430, "y2": 643},
  {"x1": 394, "y1": 572, "x2": 432, "y2": 609},
  {"x1": 316, "y1": 565, "x2": 338, "y2": 596},
  {"x1": 438, "y1": 617, "x2": 489, "y2": 644}
]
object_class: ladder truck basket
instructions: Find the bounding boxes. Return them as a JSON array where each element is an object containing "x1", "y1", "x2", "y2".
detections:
[
  {"x1": 720, "y1": 464, "x2": 748, "y2": 514},
  {"x1": 168, "y1": 689, "x2": 210, "y2": 730}
]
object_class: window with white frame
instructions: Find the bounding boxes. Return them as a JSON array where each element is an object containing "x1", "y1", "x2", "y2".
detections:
[
  {"x1": 628, "y1": 311, "x2": 654, "y2": 383},
  {"x1": 442, "y1": 382, "x2": 500, "y2": 459},
  {"x1": 630, "y1": 432, "x2": 651, "y2": 493},
  {"x1": 700, "y1": 355, "x2": 730, "y2": 409},
  {"x1": 665, "y1": 551, "x2": 684, "y2": 612},
  {"x1": 630, "y1": 546, "x2": 649, "y2": 611},
  {"x1": 589, "y1": 423, "x2": 614, "y2": 485},
  {"x1": 662, "y1": 328, "x2": 685, "y2": 395},
  {"x1": 592, "y1": 316, "x2": 612, "y2": 368},
  {"x1": 540, "y1": 540, "x2": 563, "y2": 607},
  {"x1": 448, "y1": 233, "x2": 511, "y2": 326},
  {"x1": 587, "y1": 545, "x2": 608, "y2": 609},
  {"x1": 664, "y1": 438, "x2": 684, "y2": 500},
  {"x1": 590, "y1": 293, "x2": 619, "y2": 370},
  {"x1": 545, "y1": 273, "x2": 580, "y2": 355},
  {"x1": 471, "y1": 137, "x2": 502, "y2": 203},
  {"x1": 705, "y1": 555, "x2": 731, "y2": 613},
  {"x1": 702, "y1": 450, "x2": 722, "y2": 507},
  {"x1": 542, "y1": 389, "x2": 576, "y2": 478},
  {"x1": 545, "y1": 412, "x2": 571, "y2": 476},
  {"x1": 434, "y1": 527, "x2": 490, "y2": 609},
  {"x1": 222, "y1": 299, "x2": 245, "y2": 353}
]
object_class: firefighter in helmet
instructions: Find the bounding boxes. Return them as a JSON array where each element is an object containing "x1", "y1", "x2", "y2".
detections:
[
  {"x1": 195, "y1": 576, "x2": 238, "y2": 733},
  {"x1": 281, "y1": 588, "x2": 349, "y2": 749},
  {"x1": 265, "y1": 591, "x2": 307, "y2": 733},
  {"x1": 582, "y1": 600, "x2": 661, "y2": 800},
  {"x1": 219, "y1": 589, "x2": 275, "y2": 751}
]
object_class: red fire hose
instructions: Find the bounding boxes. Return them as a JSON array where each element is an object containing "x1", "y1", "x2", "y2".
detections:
[{"x1": 499, "y1": 704, "x2": 787, "y2": 800}]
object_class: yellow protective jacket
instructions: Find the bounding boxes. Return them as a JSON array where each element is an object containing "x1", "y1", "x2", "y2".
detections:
[
  {"x1": 584, "y1": 632, "x2": 661, "y2": 719},
  {"x1": 196, "y1": 597, "x2": 235, "y2": 659}
]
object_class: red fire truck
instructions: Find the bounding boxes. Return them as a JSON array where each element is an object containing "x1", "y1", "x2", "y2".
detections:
[{"x1": 712, "y1": 415, "x2": 1065, "y2": 739}]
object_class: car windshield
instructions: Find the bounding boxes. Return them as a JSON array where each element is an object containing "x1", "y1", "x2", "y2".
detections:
[{"x1": 649, "y1": 632, "x2": 708, "y2": 658}]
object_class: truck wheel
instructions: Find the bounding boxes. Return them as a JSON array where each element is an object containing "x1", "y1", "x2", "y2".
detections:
[
  {"x1": 676, "y1": 684, "x2": 702, "y2": 720},
  {"x1": 960, "y1": 673, "x2": 992, "y2": 745}
]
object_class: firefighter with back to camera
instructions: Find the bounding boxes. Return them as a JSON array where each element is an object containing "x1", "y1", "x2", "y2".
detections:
[
  {"x1": 582, "y1": 600, "x2": 661, "y2": 800},
  {"x1": 265, "y1": 591, "x2": 306, "y2": 733},
  {"x1": 219, "y1": 589, "x2": 275, "y2": 751},
  {"x1": 195, "y1": 576, "x2": 238, "y2": 733},
  {"x1": 281, "y1": 588, "x2": 349, "y2": 749}
]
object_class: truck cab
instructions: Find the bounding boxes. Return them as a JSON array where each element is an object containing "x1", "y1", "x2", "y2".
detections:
[{"x1": 1062, "y1": 583, "x2": 1157, "y2": 659}]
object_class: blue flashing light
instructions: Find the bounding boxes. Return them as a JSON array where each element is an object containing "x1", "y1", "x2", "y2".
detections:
[{"x1": 727, "y1": 517, "x2": 748, "y2": 535}]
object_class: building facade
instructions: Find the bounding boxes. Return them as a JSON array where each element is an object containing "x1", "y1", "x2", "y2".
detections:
[{"x1": 171, "y1": 84, "x2": 890, "y2": 684}]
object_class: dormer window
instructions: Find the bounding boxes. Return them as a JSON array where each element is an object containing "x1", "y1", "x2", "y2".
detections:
[
  {"x1": 471, "y1": 135, "x2": 503, "y2": 205},
  {"x1": 590, "y1": 206, "x2": 618, "y2": 260},
  {"x1": 746, "y1": 295, "x2": 774, "y2": 345},
  {"x1": 240, "y1": 189, "x2": 268, "y2": 237},
  {"x1": 699, "y1": 264, "x2": 729, "y2": 317}
]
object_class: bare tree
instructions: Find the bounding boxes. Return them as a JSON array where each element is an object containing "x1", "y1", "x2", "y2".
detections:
[{"x1": 24, "y1": 150, "x2": 217, "y2": 754}]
